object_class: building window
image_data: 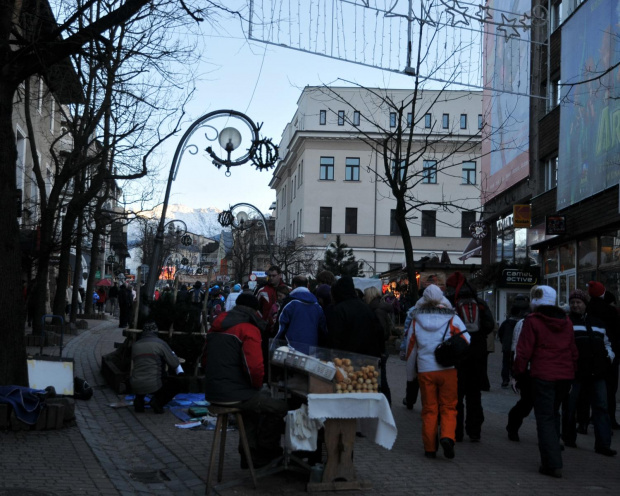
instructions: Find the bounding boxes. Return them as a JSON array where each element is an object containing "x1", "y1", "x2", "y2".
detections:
[
  {"x1": 423, "y1": 160, "x2": 437, "y2": 184},
  {"x1": 345, "y1": 157, "x2": 360, "y2": 181},
  {"x1": 320, "y1": 207, "x2": 332, "y2": 233},
  {"x1": 353, "y1": 111, "x2": 360, "y2": 126},
  {"x1": 460, "y1": 114, "x2": 467, "y2": 129},
  {"x1": 461, "y1": 211, "x2": 477, "y2": 237},
  {"x1": 319, "y1": 110, "x2": 326, "y2": 125},
  {"x1": 37, "y1": 77, "x2": 43, "y2": 114},
  {"x1": 320, "y1": 156, "x2": 334, "y2": 180},
  {"x1": 442, "y1": 113, "x2": 449, "y2": 129},
  {"x1": 338, "y1": 110, "x2": 345, "y2": 126},
  {"x1": 390, "y1": 209, "x2": 401, "y2": 236},
  {"x1": 50, "y1": 98, "x2": 55, "y2": 133},
  {"x1": 478, "y1": 114, "x2": 483, "y2": 130},
  {"x1": 544, "y1": 156, "x2": 558, "y2": 191},
  {"x1": 390, "y1": 112, "x2": 397, "y2": 128},
  {"x1": 294, "y1": 176, "x2": 297, "y2": 197},
  {"x1": 422, "y1": 211, "x2": 436, "y2": 237},
  {"x1": 299, "y1": 161, "x2": 303, "y2": 186},
  {"x1": 462, "y1": 162, "x2": 476, "y2": 184},
  {"x1": 345, "y1": 208, "x2": 357, "y2": 234},
  {"x1": 407, "y1": 113, "x2": 412, "y2": 127},
  {"x1": 391, "y1": 159, "x2": 406, "y2": 181},
  {"x1": 548, "y1": 77, "x2": 561, "y2": 111},
  {"x1": 551, "y1": 0, "x2": 562, "y2": 32},
  {"x1": 283, "y1": 185, "x2": 287, "y2": 206},
  {"x1": 425, "y1": 113, "x2": 432, "y2": 128}
]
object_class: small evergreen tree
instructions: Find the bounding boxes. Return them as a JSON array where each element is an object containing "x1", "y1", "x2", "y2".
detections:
[{"x1": 322, "y1": 236, "x2": 363, "y2": 277}]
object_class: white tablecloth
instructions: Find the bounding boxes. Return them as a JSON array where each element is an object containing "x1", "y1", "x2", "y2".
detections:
[{"x1": 306, "y1": 393, "x2": 397, "y2": 450}]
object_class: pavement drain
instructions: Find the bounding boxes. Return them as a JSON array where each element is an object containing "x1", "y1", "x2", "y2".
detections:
[
  {"x1": 0, "y1": 490, "x2": 57, "y2": 496},
  {"x1": 128, "y1": 469, "x2": 171, "y2": 483}
]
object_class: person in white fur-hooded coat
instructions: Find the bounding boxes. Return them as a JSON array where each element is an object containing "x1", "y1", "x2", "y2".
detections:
[{"x1": 404, "y1": 284, "x2": 470, "y2": 460}]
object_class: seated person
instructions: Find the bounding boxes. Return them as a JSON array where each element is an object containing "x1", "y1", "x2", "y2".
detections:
[
  {"x1": 204, "y1": 294, "x2": 289, "y2": 468},
  {"x1": 130, "y1": 321, "x2": 182, "y2": 414}
]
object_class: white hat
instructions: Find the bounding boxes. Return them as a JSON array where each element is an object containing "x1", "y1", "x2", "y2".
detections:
[
  {"x1": 530, "y1": 285, "x2": 556, "y2": 308},
  {"x1": 416, "y1": 284, "x2": 453, "y2": 309}
]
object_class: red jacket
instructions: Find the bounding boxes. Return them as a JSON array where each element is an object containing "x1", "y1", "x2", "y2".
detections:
[
  {"x1": 514, "y1": 307, "x2": 578, "y2": 381},
  {"x1": 204, "y1": 306, "x2": 265, "y2": 403}
]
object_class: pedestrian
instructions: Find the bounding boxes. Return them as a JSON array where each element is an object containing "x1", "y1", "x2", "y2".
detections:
[
  {"x1": 498, "y1": 295, "x2": 530, "y2": 388},
  {"x1": 404, "y1": 284, "x2": 470, "y2": 459},
  {"x1": 445, "y1": 271, "x2": 495, "y2": 442},
  {"x1": 513, "y1": 285, "x2": 577, "y2": 478},
  {"x1": 562, "y1": 289, "x2": 616, "y2": 456},
  {"x1": 118, "y1": 284, "x2": 131, "y2": 328},
  {"x1": 96, "y1": 287, "x2": 107, "y2": 314},
  {"x1": 108, "y1": 282, "x2": 119, "y2": 316},
  {"x1": 225, "y1": 283, "x2": 242, "y2": 312}
]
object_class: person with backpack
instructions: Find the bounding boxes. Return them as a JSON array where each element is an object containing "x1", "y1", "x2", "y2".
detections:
[
  {"x1": 445, "y1": 271, "x2": 495, "y2": 443},
  {"x1": 498, "y1": 295, "x2": 530, "y2": 388},
  {"x1": 404, "y1": 284, "x2": 470, "y2": 459}
]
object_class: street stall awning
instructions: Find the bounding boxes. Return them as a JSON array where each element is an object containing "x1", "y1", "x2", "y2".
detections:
[{"x1": 458, "y1": 238, "x2": 482, "y2": 261}]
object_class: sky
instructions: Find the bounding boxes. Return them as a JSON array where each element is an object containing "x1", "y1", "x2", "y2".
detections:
[{"x1": 151, "y1": 3, "x2": 419, "y2": 215}]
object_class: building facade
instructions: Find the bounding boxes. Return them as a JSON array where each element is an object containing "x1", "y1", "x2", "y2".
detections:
[{"x1": 270, "y1": 86, "x2": 483, "y2": 277}]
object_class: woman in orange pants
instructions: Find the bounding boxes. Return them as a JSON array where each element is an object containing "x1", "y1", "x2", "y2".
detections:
[{"x1": 405, "y1": 284, "x2": 470, "y2": 458}]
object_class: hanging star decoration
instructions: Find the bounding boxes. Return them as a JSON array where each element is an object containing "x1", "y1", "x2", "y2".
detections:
[
  {"x1": 496, "y1": 13, "x2": 520, "y2": 41},
  {"x1": 441, "y1": 0, "x2": 471, "y2": 27}
]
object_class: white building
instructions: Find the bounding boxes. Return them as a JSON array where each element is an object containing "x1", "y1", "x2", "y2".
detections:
[{"x1": 269, "y1": 86, "x2": 483, "y2": 276}]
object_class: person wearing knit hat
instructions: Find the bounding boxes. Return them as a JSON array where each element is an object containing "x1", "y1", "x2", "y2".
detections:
[
  {"x1": 224, "y1": 283, "x2": 243, "y2": 312},
  {"x1": 404, "y1": 284, "x2": 470, "y2": 459},
  {"x1": 588, "y1": 281, "x2": 605, "y2": 299},
  {"x1": 564, "y1": 289, "x2": 617, "y2": 456},
  {"x1": 513, "y1": 285, "x2": 577, "y2": 478},
  {"x1": 444, "y1": 271, "x2": 496, "y2": 443},
  {"x1": 586, "y1": 284, "x2": 620, "y2": 430},
  {"x1": 130, "y1": 321, "x2": 182, "y2": 414}
]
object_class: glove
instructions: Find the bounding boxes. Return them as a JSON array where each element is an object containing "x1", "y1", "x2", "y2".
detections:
[{"x1": 510, "y1": 377, "x2": 519, "y2": 394}]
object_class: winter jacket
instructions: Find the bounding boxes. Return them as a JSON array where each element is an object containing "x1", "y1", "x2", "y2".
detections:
[
  {"x1": 204, "y1": 305, "x2": 265, "y2": 403},
  {"x1": 587, "y1": 296, "x2": 620, "y2": 354},
  {"x1": 513, "y1": 305, "x2": 577, "y2": 381},
  {"x1": 130, "y1": 330, "x2": 180, "y2": 394},
  {"x1": 569, "y1": 312, "x2": 615, "y2": 380},
  {"x1": 326, "y1": 277, "x2": 384, "y2": 357},
  {"x1": 224, "y1": 291, "x2": 241, "y2": 312},
  {"x1": 368, "y1": 297, "x2": 395, "y2": 340},
  {"x1": 405, "y1": 306, "x2": 470, "y2": 381},
  {"x1": 273, "y1": 287, "x2": 327, "y2": 354},
  {"x1": 498, "y1": 317, "x2": 519, "y2": 353}
]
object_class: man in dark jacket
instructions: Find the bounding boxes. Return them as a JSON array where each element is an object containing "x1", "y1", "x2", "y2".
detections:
[
  {"x1": 562, "y1": 289, "x2": 616, "y2": 456},
  {"x1": 130, "y1": 321, "x2": 182, "y2": 413},
  {"x1": 445, "y1": 271, "x2": 495, "y2": 442},
  {"x1": 587, "y1": 281, "x2": 620, "y2": 429},
  {"x1": 498, "y1": 295, "x2": 530, "y2": 388},
  {"x1": 514, "y1": 285, "x2": 577, "y2": 478},
  {"x1": 203, "y1": 294, "x2": 288, "y2": 468},
  {"x1": 273, "y1": 275, "x2": 327, "y2": 354}
]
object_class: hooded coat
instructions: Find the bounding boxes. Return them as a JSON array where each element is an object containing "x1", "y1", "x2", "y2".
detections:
[
  {"x1": 513, "y1": 305, "x2": 578, "y2": 381},
  {"x1": 273, "y1": 287, "x2": 327, "y2": 354},
  {"x1": 326, "y1": 276, "x2": 384, "y2": 357},
  {"x1": 204, "y1": 305, "x2": 265, "y2": 403},
  {"x1": 130, "y1": 327, "x2": 180, "y2": 395}
]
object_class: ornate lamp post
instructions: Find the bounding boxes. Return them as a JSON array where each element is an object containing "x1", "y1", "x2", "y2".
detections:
[
  {"x1": 145, "y1": 110, "x2": 278, "y2": 300},
  {"x1": 218, "y1": 202, "x2": 274, "y2": 266}
]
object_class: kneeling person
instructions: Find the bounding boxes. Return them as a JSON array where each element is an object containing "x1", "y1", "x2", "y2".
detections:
[
  {"x1": 130, "y1": 321, "x2": 182, "y2": 413},
  {"x1": 204, "y1": 294, "x2": 288, "y2": 468}
]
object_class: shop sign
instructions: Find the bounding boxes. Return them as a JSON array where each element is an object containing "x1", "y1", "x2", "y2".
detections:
[
  {"x1": 546, "y1": 215, "x2": 567, "y2": 235},
  {"x1": 513, "y1": 204, "x2": 531, "y2": 228},
  {"x1": 496, "y1": 214, "x2": 514, "y2": 232},
  {"x1": 499, "y1": 268, "x2": 539, "y2": 287}
]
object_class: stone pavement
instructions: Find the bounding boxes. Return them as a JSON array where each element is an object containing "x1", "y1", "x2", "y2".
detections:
[{"x1": 2, "y1": 318, "x2": 620, "y2": 495}]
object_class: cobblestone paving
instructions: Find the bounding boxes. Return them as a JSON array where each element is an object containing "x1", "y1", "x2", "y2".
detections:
[{"x1": 2, "y1": 319, "x2": 619, "y2": 495}]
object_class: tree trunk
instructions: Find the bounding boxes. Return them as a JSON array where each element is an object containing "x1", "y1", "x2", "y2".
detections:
[
  {"x1": 0, "y1": 81, "x2": 29, "y2": 386},
  {"x1": 395, "y1": 198, "x2": 419, "y2": 302}
]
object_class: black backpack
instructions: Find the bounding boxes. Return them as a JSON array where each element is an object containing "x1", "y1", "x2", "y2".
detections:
[{"x1": 74, "y1": 377, "x2": 94, "y2": 400}]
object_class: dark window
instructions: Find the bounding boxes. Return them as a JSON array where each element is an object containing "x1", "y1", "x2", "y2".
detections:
[
  {"x1": 338, "y1": 110, "x2": 345, "y2": 126},
  {"x1": 407, "y1": 113, "x2": 412, "y2": 127},
  {"x1": 422, "y1": 211, "x2": 436, "y2": 237},
  {"x1": 423, "y1": 160, "x2": 437, "y2": 184},
  {"x1": 460, "y1": 114, "x2": 467, "y2": 129},
  {"x1": 320, "y1": 207, "x2": 332, "y2": 233},
  {"x1": 345, "y1": 208, "x2": 357, "y2": 234},
  {"x1": 391, "y1": 159, "x2": 406, "y2": 181},
  {"x1": 320, "y1": 157, "x2": 334, "y2": 180},
  {"x1": 319, "y1": 110, "x2": 326, "y2": 125},
  {"x1": 461, "y1": 211, "x2": 477, "y2": 237},
  {"x1": 345, "y1": 157, "x2": 360, "y2": 181},
  {"x1": 425, "y1": 113, "x2": 432, "y2": 128},
  {"x1": 390, "y1": 112, "x2": 397, "y2": 128},
  {"x1": 390, "y1": 209, "x2": 401, "y2": 236},
  {"x1": 442, "y1": 113, "x2": 449, "y2": 129},
  {"x1": 478, "y1": 114, "x2": 483, "y2": 130},
  {"x1": 353, "y1": 111, "x2": 360, "y2": 126},
  {"x1": 462, "y1": 162, "x2": 476, "y2": 184}
]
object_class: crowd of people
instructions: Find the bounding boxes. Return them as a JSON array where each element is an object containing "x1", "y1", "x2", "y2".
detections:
[{"x1": 122, "y1": 266, "x2": 619, "y2": 477}]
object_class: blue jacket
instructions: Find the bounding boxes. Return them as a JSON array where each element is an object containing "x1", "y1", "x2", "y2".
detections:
[{"x1": 274, "y1": 287, "x2": 327, "y2": 354}]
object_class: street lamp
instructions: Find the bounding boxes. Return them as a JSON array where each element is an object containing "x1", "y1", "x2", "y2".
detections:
[
  {"x1": 145, "y1": 110, "x2": 278, "y2": 300},
  {"x1": 218, "y1": 202, "x2": 274, "y2": 265}
]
